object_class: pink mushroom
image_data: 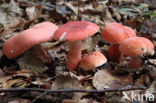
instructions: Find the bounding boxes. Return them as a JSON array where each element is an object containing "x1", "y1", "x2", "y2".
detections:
[
  {"x1": 54, "y1": 21, "x2": 99, "y2": 70},
  {"x1": 119, "y1": 37, "x2": 154, "y2": 68},
  {"x1": 80, "y1": 51, "x2": 107, "y2": 71},
  {"x1": 3, "y1": 22, "x2": 58, "y2": 62}
]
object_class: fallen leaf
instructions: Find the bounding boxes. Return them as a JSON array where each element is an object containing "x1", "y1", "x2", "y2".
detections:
[
  {"x1": 17, "y1": 48, "x2": 48, "y2": 76},
  {"x1": 0, "y1": 70, "x2": 31, "y2": 89},
  {"x1": 148, "y1": 59, "x2": 156, "y2": 65},
  {"x1": 82, "y1": 37, "x2": 96, "y2": 53},
  {"x1": 48, "y1": 42, "x2": 69, "y2": 64},
  {"x1": 26, "y1": 6, "x2": 41, "y2": 20},
  {"x1": 135, "y1": 74, "x2": 150, "y2": 86},
  {"x1": 6, "y1": 78, "x2": 26, "y2": 88},
  {"x1": 64, "y1": 2, "x2": 78, "y2": 15},
  {"x1": 51, "y1": 75, "x2": 81, "y2": 90},
  {"x1": 140, "y1": 20, "x2": 156, "y2": 39},
  {"x1": 92, "y1": 69, "x2": 130, "y2": 90},
  {"x1": 0, "y1": 0, "x2": 22, "y2": 28},
  {"x1": 51, "y1": 74, "x2": 84, "y2": 100},
  {"x1": 31, "y1": 79, "x2": 44, "y2": 86},
  {"x1": 8, "y1": 98, "x2": 30, "y2": 103},
  {"x1": 92, "y1": 70, "x2": 119, "y2": 90}
]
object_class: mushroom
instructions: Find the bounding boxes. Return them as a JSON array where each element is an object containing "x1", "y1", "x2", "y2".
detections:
[
  {"x1": 119, "y1": 37, "x2": 154, "y2": 68},
  {"x1": 101, "y1": 22, "x2": 136, "y2": 62},
  {"x1": 3, "y1": 22, "x2": 58, "y2": 62},
  {"x1": 54, "y1": 21, "x2": 99, "y2": 70},
  {"x1": 80, "y1": 51, "x2": 107, "y2": 71}
]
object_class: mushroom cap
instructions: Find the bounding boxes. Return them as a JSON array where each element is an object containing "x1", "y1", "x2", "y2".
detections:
[
  {"x1": 80, "y1": 51, "x2": 107, "y2": 71},
  {"x1": 119, "y1": 37, "x2": 154, "y2": 57},
  {"x1": 101, "y1": 22, "x2": 136, "y2": 44},
  {"x1": 54, "y1": 21, "x2": 99, "y2": 42},
  {"x1": 3, "y1": 22, "x2": 58, "y2": 58}
]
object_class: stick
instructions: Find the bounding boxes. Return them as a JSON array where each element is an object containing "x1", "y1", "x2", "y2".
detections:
[
  {"x1": 0, "y1": 86, "x2": 146, "y2": 93},
  {"x1": 30, "y1": 91, "x2": 48, "y2": 103}
]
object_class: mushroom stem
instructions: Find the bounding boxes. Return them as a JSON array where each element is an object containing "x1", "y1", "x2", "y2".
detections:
[
  {"x1": 107, "y1": 44, "x2": 121, "y2": 62},
  {"x1": 66, "y1": 40, "x2": 82, "y2": 70},
  {"x1": 129, "y1": 56, "x2": 142, "y2": 68}
]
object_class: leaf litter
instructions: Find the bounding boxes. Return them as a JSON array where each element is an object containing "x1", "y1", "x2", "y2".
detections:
[{"x1": 0, "y1": 0, "x2": 156, "y2": 102}]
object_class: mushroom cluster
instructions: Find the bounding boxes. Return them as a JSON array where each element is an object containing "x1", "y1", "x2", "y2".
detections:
[
  {"x1": 2, "y1": 21, "x2": 155, "y2": 71},
  {"x1": 101, "y1": 22, "x2": 154, "y2": 68},
  {"x1": 101, "y1": 22, "x2": 136, "y2": 62}
]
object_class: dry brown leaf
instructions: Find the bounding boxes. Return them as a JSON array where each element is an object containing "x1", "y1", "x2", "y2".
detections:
[
  {"x1": 135, "y1": 74, "x2": 150, "y2": 86},
  {"x1": 93, "y1": 70, "x2": 129, "y2": 90},
  {"x1": 148, "y1": 59, "x2": 156, "y2": 65},
  {"x1": 93, "y1": 70, "x2": 119, "y2": 90},
  {"x1": 61, "y1": 99, "x2": 74, "y2": 103},
  {"x1": 82, "y1": 37, "x2": 96, "y2": 52},
  {"x1": 118, "y1": 75, "x2": 132, "y2": 84},
  {"x1": 0, "y1": 0, "x2": 22, "y2": 28},
  {"x1": 48, "y1": 42, "x2": 69, "y2": 63},
  {"x1": 64, "y1": 2, "x2": 78, "y2": 15},
  {"x1": 51, "y1": 75, "x2": 81, "y2": 90},
  {"x1": 0, "y1": 69, "x2": 5, "y2": 77},
  {"x1": 146, "y1": 81, "x2": 156, "y2": 95},
  {"x1": 0, "y1": 76, "x2": 10, "y2": 88},
  {"x1": 77, "y1": 98, "x2": 98, "y2": 103},
  {"x1": 17, "y1": 48, "x2": 48, "y2": 76},
  {"x1": 26, "y1": 6, "x2": 41, "y2": 20},
  {"x1": 6, "y1": 78, "x2": 27, "y2": 88},
  {"x1": 140, "y1": 21, "x2": 156, "y2": 39},
  {"x1": 51, "y1": 74, "x2": 84, "y2": 100},
  {"x1": 31, "y1": 79, "x2": 44, "y2": 86},
  {"x1": 8, "y1": 98, "x2": 30, "y2": 103},
  {"x1": 0, "y1": 70, "x2": 31, "y2": 89}
]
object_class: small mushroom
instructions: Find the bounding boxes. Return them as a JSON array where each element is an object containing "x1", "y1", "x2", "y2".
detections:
[
  {"x1": 3, "y1": 22, "x2": 58, "y2": 62},
  {"x1": 119, "y1": 37, "x2": 154, "y2": 68},
  {"x1": 80, "y1": 51, "x2": 107, "y2": 71},
  {"x1": 54, "y1": 21, "x2": 99, "y2": 70},
  {"x1": 101, "y1": 22, "x2": 136, "y2": 62}
]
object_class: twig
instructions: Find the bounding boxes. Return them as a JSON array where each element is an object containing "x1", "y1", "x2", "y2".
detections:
[
  {"x1": 22, "y1": 91, "x2": 59, "y2": 102},
  {"x1": 0, "y1": 86, "x2": 146, "y2": 93},
  {"x1": 30, "y1": 90, "x2": 48, "y2": 103}
]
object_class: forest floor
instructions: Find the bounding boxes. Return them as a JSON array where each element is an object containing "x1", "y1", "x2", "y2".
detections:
[{"x1": 0, "y1": 0, "x2": 156, "y2": 103}]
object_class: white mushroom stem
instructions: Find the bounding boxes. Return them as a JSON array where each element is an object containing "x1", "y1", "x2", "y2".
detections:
[
  {"x1": 66, "y1": 40, "x2": 82, "y2": 70},
  {"x1": 129, "y1": 56, "x2": 142, "y2": 68}
]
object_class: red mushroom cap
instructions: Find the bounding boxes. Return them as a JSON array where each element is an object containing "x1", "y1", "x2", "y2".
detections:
[
  {"x1": 101, "y1": 22, "x2": 136, "y2": 44},
  {"x1": 54, "y1": 21, "x2": 99, "y2": 42},
  {"x1": 3, "y1": 22, "x2": 58, "y2": 58},
  {"x1": 119, "y1": 37, "x2": 154, "y2": 57},
  {"x1": 80, "y1": 51, "x2": 107, "y2": 71}
]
